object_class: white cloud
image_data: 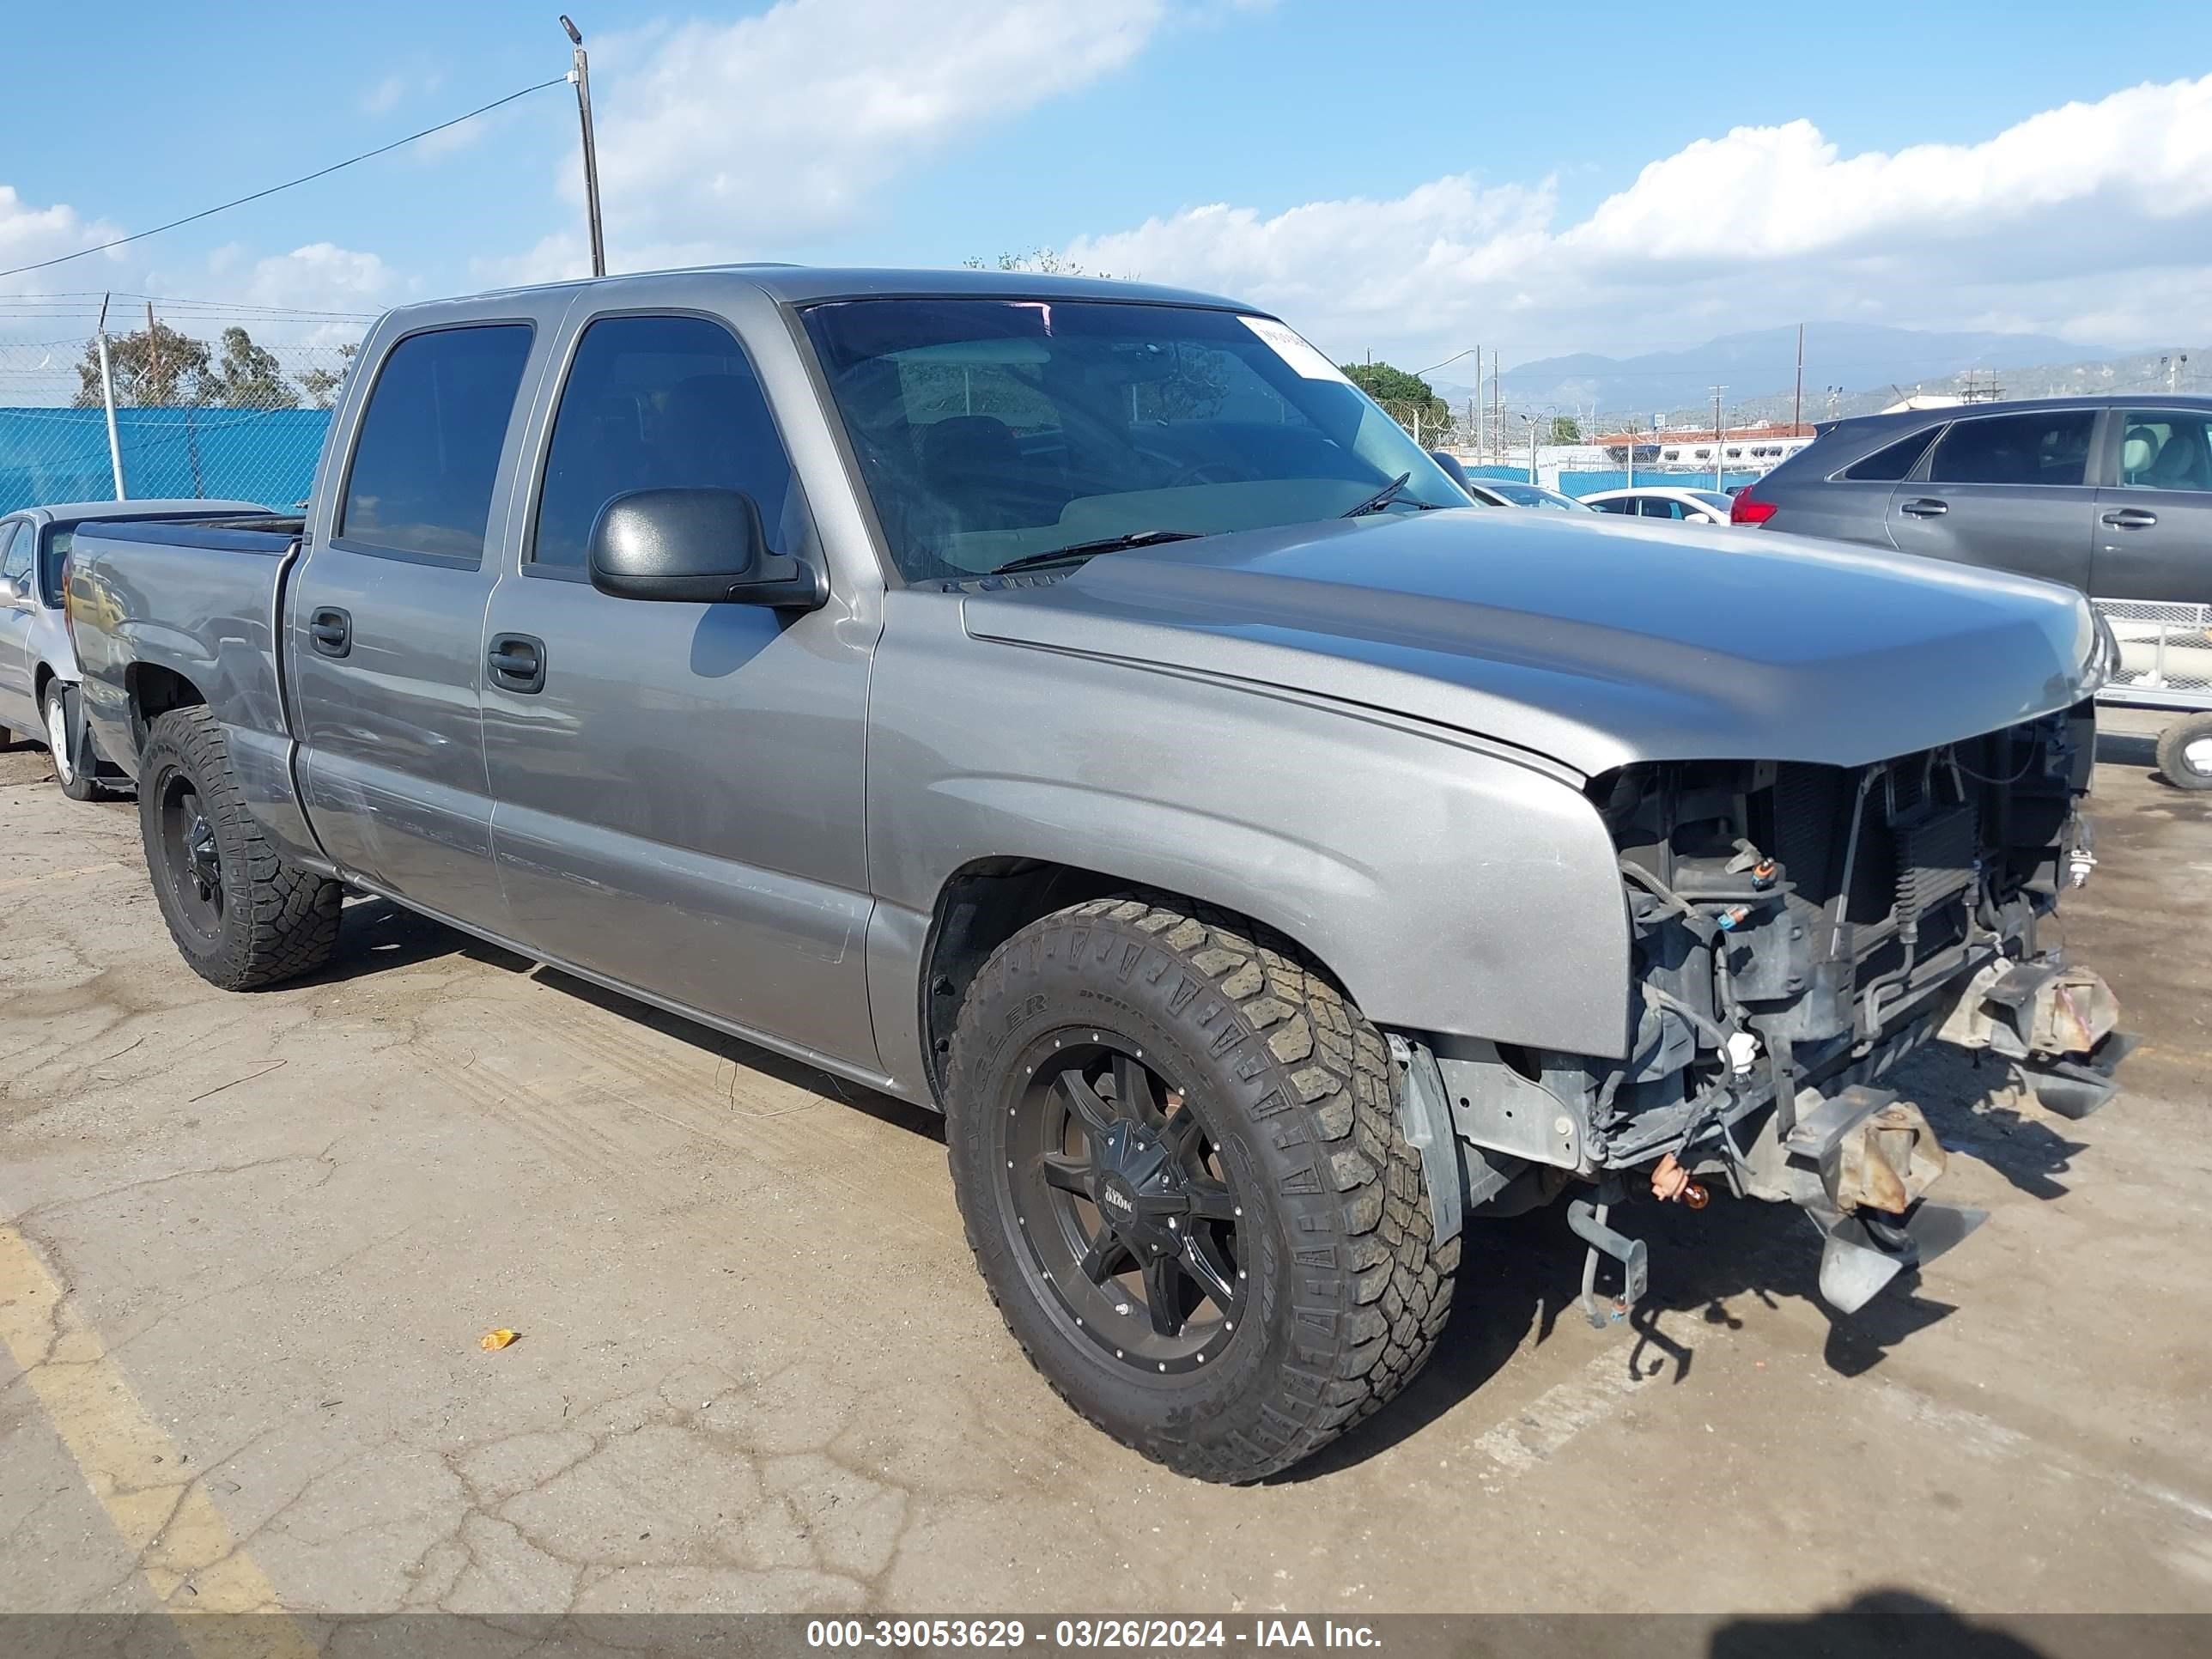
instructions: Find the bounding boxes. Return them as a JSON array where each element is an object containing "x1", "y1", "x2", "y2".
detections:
[
  {"x1": 1064, "y1": 75, "x2": 2212, "y2": 368},
  {"x1": 361, "y1": 68, "x2": 446, "y2": 118},
  {"x1": 362, "y1": 74, "x2": 410, "y2": 115},
  {"x1": 580, "y1": 0, "x2": 1174, "y2": 262},
  {"x1": 470, "y1": 231, "x2": 591, "y2": 290},
  {"x1": 239, "y1": 242, "x2": 398, "y2": 309},
  {"x1": 0, "y1": 185, "x2": 125, "y2": 294}
]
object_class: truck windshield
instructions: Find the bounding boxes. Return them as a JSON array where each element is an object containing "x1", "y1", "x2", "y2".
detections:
[{"x1": 799, "y1": 298, "x2": 1468, "y2": 581}]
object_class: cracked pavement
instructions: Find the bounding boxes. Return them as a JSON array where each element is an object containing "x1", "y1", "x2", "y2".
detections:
[{"x1": 2, "y1": 712, "x2": 2209, "y2": 1618}]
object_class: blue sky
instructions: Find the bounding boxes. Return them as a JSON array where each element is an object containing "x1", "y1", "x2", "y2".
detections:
[{"x1": 4, "y1": 0, "x2": 2209, "y2": 377}]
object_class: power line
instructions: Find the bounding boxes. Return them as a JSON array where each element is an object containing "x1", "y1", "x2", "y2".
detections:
[
  {"x1": 1, "y1": 291, "x2": 384, "y2": 318},
  {"x1": 0, "y1": 76, "x2": 569, "y2": 282}
]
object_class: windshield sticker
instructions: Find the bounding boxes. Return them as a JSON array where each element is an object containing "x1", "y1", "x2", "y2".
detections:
[{"x1": 1239, "y1": 316, "x2": 1350, "y2": 383}]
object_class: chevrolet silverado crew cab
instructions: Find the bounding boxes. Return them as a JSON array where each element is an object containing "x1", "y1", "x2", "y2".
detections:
[{"x1": 65, "y1": 267, "x2": 2130, "y2": 1483}]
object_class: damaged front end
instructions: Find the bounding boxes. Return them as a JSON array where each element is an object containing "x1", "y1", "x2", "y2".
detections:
[{"x1": 1405, "y1": 702, "x2": 2131, "y2": 1322}]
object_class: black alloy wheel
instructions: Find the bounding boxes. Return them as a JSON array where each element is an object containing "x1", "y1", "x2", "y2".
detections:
[
  {"x1": 1006, "y1": 1036, "x2": 1247, "y2": 1375},
  {"x1": 157, "y1": 773, "x2": 226, "y2": 945}
]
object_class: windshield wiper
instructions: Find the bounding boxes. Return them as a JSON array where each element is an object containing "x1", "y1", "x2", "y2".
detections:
[
  {"x1": 989, "y1": 530, "x2": 1206, "y2": 576},
  {"x1": 1341, "y1": 471, "x2": 1451, "y2": 518},
  {"x1": 1342, "y1": 472, "x2": 1417, "y2": 516}
]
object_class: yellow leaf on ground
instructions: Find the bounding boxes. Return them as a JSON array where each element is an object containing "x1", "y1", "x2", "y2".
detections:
[{"x1": 478, "y1": 1328, "x2": 519, "y2": 1352}]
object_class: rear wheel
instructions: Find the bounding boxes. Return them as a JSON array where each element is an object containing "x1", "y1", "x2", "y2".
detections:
[
  {"x1": 139, "y1": 706, "x2": 342, "y2": 988},
  {"x1": 43, "y1": 684, "x2": 98, "y2": 801},
  {"x1": 2157, "y1": 713, "x2": 2212, "y2": 792},
  {"x1": 945, "y1": 895, "x2": 1457, "y2": 1483}
]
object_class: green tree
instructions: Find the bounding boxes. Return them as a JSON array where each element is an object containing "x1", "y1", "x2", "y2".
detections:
[
  {"x1": 1341, "y1": 362, "x2": 1450, "y2": 443},
  {"x1": 72, "y1": 319, "x2": 212, "y2": 408},
  {"x1": 296, "y1": 343, "x2": 360, "y2": 410},
  {"x1": 200, "y1": 326, "x2": 300, "y2": 410},
  {"x1": 963, "y1": 247, "x2": 1115, "y2": 277},
  {"x1": 1549, "y1": 414, "x2": 1581, "y2": 444}
]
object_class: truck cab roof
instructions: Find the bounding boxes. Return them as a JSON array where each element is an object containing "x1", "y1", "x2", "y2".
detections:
[{"x1": 389, "y1": 264, "x2": 1259, "y2": 325}]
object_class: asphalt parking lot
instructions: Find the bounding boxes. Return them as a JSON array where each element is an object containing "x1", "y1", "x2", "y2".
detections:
[{"x1": 2, "y1": 711, "x2": 2209, "y2": 1625}]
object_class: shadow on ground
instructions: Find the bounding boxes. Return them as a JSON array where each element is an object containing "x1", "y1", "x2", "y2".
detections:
[
  {"x1": 1709, "y1": 1590, "x2": 2059, "y2": 1659},
  {"x1": 309, "y1": 891, "x2": 944, "y2": 1138},
  {"x1": 1283, "y1": 1038, "x2": 2094, "y2": 1480}
]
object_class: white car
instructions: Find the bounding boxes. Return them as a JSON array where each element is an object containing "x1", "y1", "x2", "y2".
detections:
[
  {"x1": 1580, "y1": 486, "x2": 1740, "y2": 524},
  {"x1": 0, "y1": 497, "x2": 273, "y2": 799}
]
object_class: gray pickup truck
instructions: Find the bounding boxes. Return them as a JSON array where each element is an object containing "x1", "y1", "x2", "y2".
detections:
[{"x1": 64, "y1": 267, "x2": 2128, "y2": 1483}]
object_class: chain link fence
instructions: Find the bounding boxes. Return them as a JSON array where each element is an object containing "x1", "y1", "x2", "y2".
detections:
[
  {"x1": 2096, "y1": 599, "x2": 2212, "y2": 711},
  {"x1": 0, "y1": 335, "x2": 357, "y2": 514}
]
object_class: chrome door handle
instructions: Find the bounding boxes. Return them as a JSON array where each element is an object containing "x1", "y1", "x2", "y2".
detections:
[
  {"x1": 2100, "y1": 508, "x2": 2157, "y2": 529},
  {"x1": 1899, "y1": 498, "x2": 1948, "y2": 518}
]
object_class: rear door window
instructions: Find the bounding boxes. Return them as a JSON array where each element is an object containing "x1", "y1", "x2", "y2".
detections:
[
  {"x1": 1839, "y1": 427, "x2": 1938, "y2": 482},
  {"x1": 2115, "y1": 410, "x2": 2212, "y2": 492},
  {"x1": 338, "y1": 324, "x2": 535, "y2": 562},
  {"x1": 531, "y1": 313, "x2": 801, "y2": 572},
  {"x1": 1925, "y1": 410, "x2": 2096, "y2": 488},
  {"x1": 0, "y1": 522, "x2": 23, "y2": 586}
]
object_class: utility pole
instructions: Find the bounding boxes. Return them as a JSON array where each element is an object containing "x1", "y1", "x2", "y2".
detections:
[
  {"x1": 95, "y1": 293, "x2": 126, "y2": 501},
  {"x1": 1710, "y1": 385, "x2": 1727, "y2": 491},
  {"x1": 562, "y1": 15, "x2": 607, "y2": 277},
  {"x1": 1492, "y1": 367, "x2": 1502, "y2": 468},
  {"x1": 1792, "y1": 322, "x2": 1804, "y2": 436}
]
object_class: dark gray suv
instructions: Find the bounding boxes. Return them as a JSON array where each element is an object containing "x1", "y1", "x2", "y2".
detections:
[{"x1": 1734, "y1": 396, "x2": 2212, "y2": 786}]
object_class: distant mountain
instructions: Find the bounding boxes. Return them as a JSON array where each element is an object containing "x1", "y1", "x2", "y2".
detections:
[{"x1": 1435, "y1": 322, "x2": 2123, "y2": 420}]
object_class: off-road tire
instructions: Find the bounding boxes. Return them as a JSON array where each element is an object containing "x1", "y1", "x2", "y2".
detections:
[
  {"x1": 946, "y1": 894, "x2": 1458, "y2": 1483},
  {"x1": 44, "y1": 684, "x2": 99, "y2": 801},
  {"x1": 2156, "y1": 712, "x2": 2212, "y2": 792},
  {"x1": 139, "y1": 706, "x2": 342, "y2": 989}
]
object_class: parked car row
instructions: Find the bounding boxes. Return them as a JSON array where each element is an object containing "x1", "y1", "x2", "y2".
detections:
[
  {"x1": 1734, "y1": 396, "x2": 2212, "y2": 788},
  {"x1": 42, "y1": 265, "x2": 2129, "y2": 1485},
  {"x1": 1444, "y1": 397, "x2": 2212, "y2": 787}
]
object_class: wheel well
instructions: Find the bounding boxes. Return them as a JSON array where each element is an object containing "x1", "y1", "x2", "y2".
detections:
[
  {"x1": 126, "y1": 665, "x2": 206, "y2": 753},
  {"x1": 33, "y1": 661, "x2": 55, "y2": 709},
  {"x1": 918, "y1": 860, "x2": 1347, "y2": 1104}
]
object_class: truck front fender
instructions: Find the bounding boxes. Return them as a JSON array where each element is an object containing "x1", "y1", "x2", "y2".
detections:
[{"x1": 863, "y1": 603, "x2": 1633, "y2": 1099}]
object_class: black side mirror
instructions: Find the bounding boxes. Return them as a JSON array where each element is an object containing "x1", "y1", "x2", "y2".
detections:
[
  {"x1": 1429, "y1": 450, "x2": 1477, "y2": 497},
  {"x1": 588, "y1": 488, "x2": 827, "y2": 609}
]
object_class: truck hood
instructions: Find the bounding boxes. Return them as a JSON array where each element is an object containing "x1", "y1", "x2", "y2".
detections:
[{"x1": 960, "y1": 508, "x2": 2103, "y2": 776}]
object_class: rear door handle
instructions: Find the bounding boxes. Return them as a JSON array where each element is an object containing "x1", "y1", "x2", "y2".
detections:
[
  {"x1": 307, "y1": 606, "x2": 351, "y2": 659},
  {"x1": 487, "y1": 633, "x2": 547, "y2": 694},
  {"x1": 2101, "y1": 507, "x2": 2158, "y2": 529},
  {"x1": 1899, "y1": 498, "x2": 1948, "y2": 518}
]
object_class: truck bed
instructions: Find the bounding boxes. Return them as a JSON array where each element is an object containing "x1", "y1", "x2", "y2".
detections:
[{"x1": 65, "y1": 518, "x2": 322, "y2": 868}]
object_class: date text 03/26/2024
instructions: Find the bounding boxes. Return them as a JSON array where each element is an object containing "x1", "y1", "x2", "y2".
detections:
[{"x1": 805, "y1": 1620, "x2": 1383, "y2": 1650}]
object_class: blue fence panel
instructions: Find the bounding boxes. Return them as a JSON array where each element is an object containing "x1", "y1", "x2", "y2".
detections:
[
  {"x1": 1559, "y1": 469, "x2": 1761, "y2": 497},
  {"x1": 0, "y1": 405, "x2": 331, "y2": 514}
]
